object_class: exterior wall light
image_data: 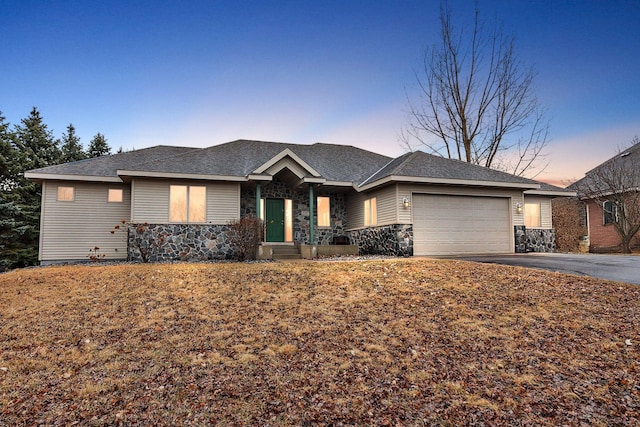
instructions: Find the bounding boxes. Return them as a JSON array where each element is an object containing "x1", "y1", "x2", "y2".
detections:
[
  {"x1": 402, "y1": 197, "x2": 411, "y2": 208},
  {"x1": 515, "y1": 202, "x2": 523, "y2": 214}
]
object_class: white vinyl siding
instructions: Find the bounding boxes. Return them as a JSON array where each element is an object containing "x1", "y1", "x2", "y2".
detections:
[
  {"x1": 346, "y1": 185, "x2": 398, "y2": 230},
  {"x1": 523, "y1": 195, "x2": 552, "y2": 228},
  {"x1": 131, "y1": 178, "x2": 240, "y2": 224},
  {"x1": 40, "y1": 181, "x2": 130, "y2": 261}
]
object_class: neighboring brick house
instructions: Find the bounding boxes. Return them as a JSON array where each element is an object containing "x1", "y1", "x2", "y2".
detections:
[
  {"x1": 569, "y1": 141, "x2": 640, "y2": 253},
  {"x1": 25, "y1": 139, "x2": 574, "y2": 263}
]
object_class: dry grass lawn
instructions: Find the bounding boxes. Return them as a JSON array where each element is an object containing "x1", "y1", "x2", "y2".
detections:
[{"x1": 0, "y1": 259, "x2": 638, "y2": 426}]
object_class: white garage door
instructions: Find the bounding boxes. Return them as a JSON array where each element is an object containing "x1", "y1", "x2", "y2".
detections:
[{"x1": 413, "y1": 194, "x2": 512, "y2": 255}]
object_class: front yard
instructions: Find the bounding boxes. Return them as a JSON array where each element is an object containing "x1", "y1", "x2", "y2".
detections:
[{"x1": 0, "y1": 260, "x2": 638, "y2": 425}]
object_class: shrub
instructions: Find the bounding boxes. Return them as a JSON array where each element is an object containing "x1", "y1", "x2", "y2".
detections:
[
  {"x1": 552, "y1": 198, "x2": 587, "y2": 252},
  {"x1": 227, "y1": 216, "x2": 262, "y2": 261}
]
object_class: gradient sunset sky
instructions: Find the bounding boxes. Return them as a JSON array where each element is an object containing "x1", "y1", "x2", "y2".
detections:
[{"x1": 1, "y1": 0, "x2": 639, "y2": 186}]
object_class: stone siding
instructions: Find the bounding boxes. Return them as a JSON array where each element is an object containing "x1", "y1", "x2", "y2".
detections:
[
  {"x1": 514, "y1": 225, "x2": 556, "y2": 253},
  {"x1": 348, "y1": 224, "x2": 413, "y2": 257},
  {"x1": 128, "y1": 224, "x2": 234, "y2": 262}
]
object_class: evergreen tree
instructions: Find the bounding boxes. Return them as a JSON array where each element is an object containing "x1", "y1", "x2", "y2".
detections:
[
  {"x1": 86, "y1": 132, "x2": 111, "y2": 157},
  {"x1": 0, "y1": 112, "x2": 17, "y2": 193},
  {"x1": 13, "y1": 107, "x2": 62, "y2": 171},
  {"x1": 0, "y1": 195, "x2": 36, "y2": 271},
  {"x1": 60, "y1": 123, "x2": 86, "y2": 163},
  {"x1": 9, "y1": 107, "x2": 62, "y2": 267}
]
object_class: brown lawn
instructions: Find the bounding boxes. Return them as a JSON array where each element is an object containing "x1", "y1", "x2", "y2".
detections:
[{"x1": 0, "y1": 259, "x2": 638, "y2": 426}]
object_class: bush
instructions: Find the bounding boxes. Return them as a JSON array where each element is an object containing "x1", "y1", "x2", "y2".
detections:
[
  {"x1": 552, "y1": 198, "x2": 587, "y2": 252},
  {"x1": 227, "y1": 216, "x2": 262, "y2": 261}
]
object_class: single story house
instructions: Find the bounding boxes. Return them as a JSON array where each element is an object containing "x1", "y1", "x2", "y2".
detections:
[
  {"x1": 25, "y1": 139, "x2": 574, "y2": 263},
  {"x1": 569, "y1": 141, "x2": 640, "y2": 252}
]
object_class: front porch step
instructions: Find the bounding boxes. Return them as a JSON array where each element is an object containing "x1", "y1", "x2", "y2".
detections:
[{"x1": 269, "y1": 245, "x2": 301, "y2": 260}]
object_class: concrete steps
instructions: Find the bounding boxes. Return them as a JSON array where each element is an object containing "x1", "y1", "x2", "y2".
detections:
[{"x1": 269, "y1": 245, "x2": 301, "y2": 260}]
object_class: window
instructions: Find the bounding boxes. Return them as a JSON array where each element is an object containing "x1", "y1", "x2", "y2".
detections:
[
  {"x1": 317, "y1": 197, "x2": 330, "y2": 227},
  {"x1": 524, "y1": 203, "x2": 541, "y2": 227},
  {"x1": 170, "y1": 185, "x2": 206, "y2": 223},
  {"x1": 364, "y1": 197, "x2": 377, "y2": 226},
  {"x1": 603, "y1": 200, "x2": 619, "y2": 225},
  {"x1": 108, "y1": 188, "x2": 123, "y2": 203},
  {"x1": 57, "y1": 186, "x2": 75, "y2": 202}
]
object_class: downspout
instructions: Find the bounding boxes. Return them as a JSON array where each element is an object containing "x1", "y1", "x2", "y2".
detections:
[{"x1": 309, "y1": 184, "x2": 315, "y2": 244}]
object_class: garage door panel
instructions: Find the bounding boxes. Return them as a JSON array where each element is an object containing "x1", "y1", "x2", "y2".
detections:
[{"x1": 413, "y1": 194, "x2": 511, "y2": 255}]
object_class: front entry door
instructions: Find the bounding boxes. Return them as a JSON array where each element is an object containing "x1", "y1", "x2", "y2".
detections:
[{"x1": 265, "y1": 198, "x2": 285, "y2": 242}]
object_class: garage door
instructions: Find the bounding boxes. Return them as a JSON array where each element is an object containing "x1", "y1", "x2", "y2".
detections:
[{"x1": 413, "y1": 194, "x2": 512, "y2": 255}]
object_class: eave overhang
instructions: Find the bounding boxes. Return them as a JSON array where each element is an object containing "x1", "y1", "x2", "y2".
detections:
[
  {"x1": 24, "y1": 172, "x2": 123, "y2": 183},
  {"x1": 525, "y1": 189, "x2": 577, "y2": 197},
  {"x1": 357, "y1": 175, "x2": 540, "y2": 192}
]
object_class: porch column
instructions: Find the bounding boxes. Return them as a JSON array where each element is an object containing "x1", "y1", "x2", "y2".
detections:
[
  {"x1": 309, "y1": 184, "x2": 315, "y2": 244},
  {"x1": 256, "y1": 182, "x2": 261, "y2": 218}
]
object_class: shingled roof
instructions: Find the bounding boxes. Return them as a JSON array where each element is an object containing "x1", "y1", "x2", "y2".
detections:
[
  {"x1": 121, "y1": 140, "x2": 392, "y2": 185},
  {"x1": 361, "y1": 151, "x2": 540, "y2": 188},
  {"x1": 25, "y1": 146, "x2": 198, "y2": 180},
  {"x1": 569, "y1": 140, "x2": 640, "y2": 195},
  {"x1": 26, "y1": 139, "x2": 565, "y2": 192}
]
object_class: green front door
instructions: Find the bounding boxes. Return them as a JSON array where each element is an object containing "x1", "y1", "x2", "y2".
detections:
[{"x1": 265, "y1": 198, "x2": 285, "y2": 242}]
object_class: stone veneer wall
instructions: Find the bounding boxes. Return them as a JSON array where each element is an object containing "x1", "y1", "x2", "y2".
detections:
[
  {"x1": 514, "y1": 225, "x2": 556, "y2": 253},
  {"x1": 128, "y1": 224, "x2": 234, "y2": 262},
  {"x1": 348, "y1": 224, "x2": 413, "y2": 257},
  {"x1": 240, "y1": 179, "x2": 347, "y2": 245}
]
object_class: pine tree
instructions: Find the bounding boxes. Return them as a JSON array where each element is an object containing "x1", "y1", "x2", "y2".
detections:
[
  {"x1": 60, "y1": 123, "x2": 86, "y2": 163},
  {"x1": 0, "y1": 111, "x2": 17, "y2": 193},
  {"x1": 86, "y1": 132, "x2": 111, "y2": 157},
  {"x1": 9, "y1": 107, "x2": 62, "y2": 267},
  {"x1": 13, "y1": 107, "x2": 62, "y2": 171}
]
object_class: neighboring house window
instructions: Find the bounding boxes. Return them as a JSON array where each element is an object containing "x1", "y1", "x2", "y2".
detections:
[
  {"x1": 364, "y1": 197, "x2": 377, "y2": 226},
  {"x1": 603, "y1": 200, "x2": 619, "y2": 225},
  {"x1": 170, "y1": 185, "x2": 206, "y2": 223},
  {"x1": 108, "y1": 188, "x2": 123, "y2": 203},
  {"x1": 524, "y1": 203, "x2": 541, "y2": 227},
  {"x1": 57, "y1": 186, "x2": 75, "y2": 202},
  {"x1": 317, "y1": 196, "x2": 330, "y2": 227}
]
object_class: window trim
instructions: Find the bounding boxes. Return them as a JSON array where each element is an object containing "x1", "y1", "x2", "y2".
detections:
[
  {"x1": 169, "y1": 184, "x2": 207, "y2": 223},
  {"x1": 364, "y1": 197, "x2": 377, "y2": 227},
  {"x1": 57, "y1": 186, "x2": 75, "y2": 202},
  {"x1": 317, "y1": 196, "x2": 331, "y2": 228},
  {"x1": 107, "y1": 188, "x2": 124, "y2": 203}
]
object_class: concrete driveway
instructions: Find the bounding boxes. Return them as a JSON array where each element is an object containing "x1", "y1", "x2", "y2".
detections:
[{"x1": 443, "y1": 253, "x2": 640, "y2": 285}]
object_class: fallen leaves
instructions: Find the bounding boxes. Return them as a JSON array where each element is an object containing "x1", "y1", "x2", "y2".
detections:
[{"x1": 0, "y1": 259, "x2": 638, "y2": 425}]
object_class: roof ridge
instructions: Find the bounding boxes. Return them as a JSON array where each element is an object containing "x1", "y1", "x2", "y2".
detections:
[{"x1": 359, "y1": 151, "x2": 415, "y2": 186}]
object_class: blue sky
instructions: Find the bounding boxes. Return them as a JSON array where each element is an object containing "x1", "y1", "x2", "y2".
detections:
[{"x1": 1, "y1": 0, "x2": 639, "y2": 186}]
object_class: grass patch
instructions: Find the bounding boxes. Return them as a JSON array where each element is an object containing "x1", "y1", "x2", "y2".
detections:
[{"x1": 0, "y1": 259, "x2": 638, "y2": 425}]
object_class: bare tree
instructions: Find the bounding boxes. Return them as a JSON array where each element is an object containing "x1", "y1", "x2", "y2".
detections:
[
  {"x1": 573, "y1": 137, "x2": 640, "y2": 253},
  {"x1": 403, "y1": 2, "x2": 549, "y2": 177}
]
